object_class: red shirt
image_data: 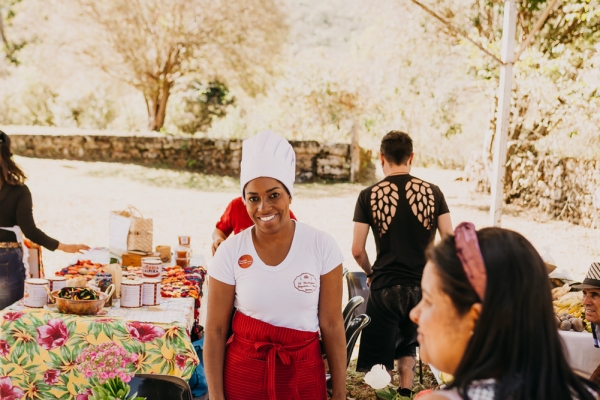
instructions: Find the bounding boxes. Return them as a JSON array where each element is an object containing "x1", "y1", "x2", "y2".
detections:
[{"x1": 216, "y1": 197, "x2": 297, "y2": 236}]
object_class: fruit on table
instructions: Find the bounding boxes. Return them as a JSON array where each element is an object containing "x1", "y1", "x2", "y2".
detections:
[
  {"x1": 57, "y1": 287, "x2": 99, "y2": 300},
  {"x1": 56, "y1": 260, "x2": 104, "y2": 280},
  {"x1": 559, "y1": 320, "x2": 572, "y2": 331},
  {"x1": 571, "y1": 318, "x2": 585, "y2": 332},
  {"x1": 555, "y1": 299, "x2": 591, "y2": 332}
]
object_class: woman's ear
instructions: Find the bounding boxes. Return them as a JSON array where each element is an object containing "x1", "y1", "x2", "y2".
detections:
[{"x1": 469, "y1": 302, "x2": 482, "y2": 329}]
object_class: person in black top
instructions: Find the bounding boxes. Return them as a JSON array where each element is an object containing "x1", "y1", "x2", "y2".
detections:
[
  {"x1": 0, "y1": 131, "x2": 89, "y2": 310},
  {"x1": 351, "y1": 131, "x2": 452, "y2": 396}
]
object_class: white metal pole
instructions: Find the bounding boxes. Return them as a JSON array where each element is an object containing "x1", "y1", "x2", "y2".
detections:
[{"x1": 489, "y1": 0, "x2": 517, "y2": 227}]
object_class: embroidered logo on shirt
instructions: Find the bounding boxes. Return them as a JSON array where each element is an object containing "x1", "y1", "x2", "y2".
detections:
[
  {"x1": 294, "y1": 273, "x2": 318, "y2": 293},
  {"x1": 238, "y1": 255, "x2": 253, "y2": 269}
]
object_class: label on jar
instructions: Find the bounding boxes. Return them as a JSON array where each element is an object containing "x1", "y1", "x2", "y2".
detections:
[
  {"x1": 120, "y1": 281, "x2": 142, "y2": 308},
  {"x1": 24, "y1": 279, "x2": 49, "y2": 308},
  {"x1": 142, "y1": 279, "x2": 161, "y2": 306},
  {"x1": 142, "y1": 260, "x2": 162, "y2": 278}
]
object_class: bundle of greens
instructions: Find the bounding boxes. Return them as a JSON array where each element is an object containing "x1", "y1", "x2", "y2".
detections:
[{"x1": 57, "y1": 287, "x2": 99, "y2": 300}]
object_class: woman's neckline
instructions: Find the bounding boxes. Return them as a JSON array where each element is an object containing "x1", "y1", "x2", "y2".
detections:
[{"x1": 250, "y1": 220, "x2": 298, "y2": 270}]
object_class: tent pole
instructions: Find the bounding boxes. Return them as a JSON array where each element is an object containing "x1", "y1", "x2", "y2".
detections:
[{"x1": 489, "y1": 0, "x2": 517, "y2": 227}]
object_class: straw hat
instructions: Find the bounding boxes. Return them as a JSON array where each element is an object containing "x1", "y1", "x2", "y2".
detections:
[{"x1": 573, "y1": 263, "x2": 600, "y2": 290}]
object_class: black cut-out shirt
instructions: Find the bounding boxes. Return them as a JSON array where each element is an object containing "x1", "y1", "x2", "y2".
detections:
[{"x1": 353, "y1": 174, "x2": 449, "y2": 290}]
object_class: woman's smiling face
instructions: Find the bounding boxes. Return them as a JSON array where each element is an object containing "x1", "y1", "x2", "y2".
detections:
[
  {"x1": 409, "y1": 261, "x2": 478, "y2": 374},
  {"x1": 244, "y1": 177, "x2": 291, "y2": 235}
]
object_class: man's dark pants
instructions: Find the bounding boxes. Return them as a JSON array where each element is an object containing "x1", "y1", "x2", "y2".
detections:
[{"x1": 356, "y1": 283, "x2": 421, "y2": 372}]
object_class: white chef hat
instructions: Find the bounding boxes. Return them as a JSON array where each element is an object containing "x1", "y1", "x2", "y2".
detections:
[{"x1": 240, "y1": 130, "x2": 296, "y2": 197}]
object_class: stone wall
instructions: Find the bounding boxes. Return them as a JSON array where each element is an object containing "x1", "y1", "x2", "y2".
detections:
[
  {"x1": 10, "y1": 134, "x2": 366, "y2": 182},
  {"x1": 504, "y1": 153, "x2": 600, "y2": 228}
]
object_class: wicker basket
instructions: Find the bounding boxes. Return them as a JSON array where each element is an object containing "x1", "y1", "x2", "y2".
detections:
[
  {"x1": 127, "y1": 231, "x2": 153, "y2": 253},
  {"x1": 124, "y1": 206, "x2": 153, "y2": 253}
]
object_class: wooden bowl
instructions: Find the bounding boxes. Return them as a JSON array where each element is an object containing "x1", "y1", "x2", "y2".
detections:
[{"x1": 46, "y1": 285, "x2": 114, "y2": 315}]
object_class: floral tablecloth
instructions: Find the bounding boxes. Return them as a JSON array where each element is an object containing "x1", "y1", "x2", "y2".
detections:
[
  {"x1": 0, "y1": 309, "x2": 199, "y2": 400},
  {"x1": 6, "y1": 297, "x2": 196, "y2": 334}
]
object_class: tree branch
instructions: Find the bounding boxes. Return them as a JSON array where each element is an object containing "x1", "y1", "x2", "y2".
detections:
[
  {"x1": 0, "y1": 6, "x2": 13, "y2": 57},
  {"x1": 514, "y1": 0, "x2": 560, "y2": 62},
  {"x1": 408, "y1": 0, "x2": 503, "y2": 65}
]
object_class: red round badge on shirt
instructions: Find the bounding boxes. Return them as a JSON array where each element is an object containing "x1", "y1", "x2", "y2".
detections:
[{"x1": 238, "y1": 255, "x2": 253, "y2": 269}]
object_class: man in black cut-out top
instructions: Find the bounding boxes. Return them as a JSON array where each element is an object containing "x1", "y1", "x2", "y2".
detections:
[{"x1": 352, "y1": 131, "x2": 452, "y2": 396}]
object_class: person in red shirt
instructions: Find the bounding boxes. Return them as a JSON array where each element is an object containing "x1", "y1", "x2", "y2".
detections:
[{"x1": 211, "y1": 196, "x2": 296, "y2": 254}]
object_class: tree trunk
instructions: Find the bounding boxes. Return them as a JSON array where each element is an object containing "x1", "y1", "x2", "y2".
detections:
[
  {"x1": 145, "y1": 82, "x2": 173, "y2": 131},
  {"x1": 145, "y1": 50, "x2": 178, "y2": 131},
  {"x1": 350, "y1": 118, "x2": 361, "y2": 183},
  {"x1": 146, "y1": 93, "x2": 160, "y2": 131}
]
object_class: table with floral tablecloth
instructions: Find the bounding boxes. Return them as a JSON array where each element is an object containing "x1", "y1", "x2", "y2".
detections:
[{"x1": 0, "y1": 308, "x2": 199, "y2": 400}]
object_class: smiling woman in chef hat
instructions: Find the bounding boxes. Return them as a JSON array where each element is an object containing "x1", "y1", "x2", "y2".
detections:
[{"x1": 205, "y1": 130, "x2": 347, "y2": 400}]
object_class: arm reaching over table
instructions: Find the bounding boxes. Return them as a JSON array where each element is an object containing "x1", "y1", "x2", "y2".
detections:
[{"x1": 211, "y1": 228, "x2": 228, "y2": 255}]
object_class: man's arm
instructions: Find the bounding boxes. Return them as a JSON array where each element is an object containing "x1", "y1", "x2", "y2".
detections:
[
  {"x1": 211, "y1": 228, "x2": 228, "y2": 255},
  {"x1": 437, "y1": 213, "x2": 453, "y2": 239},
  {"x1": 351, "y1": 222, "x2": 372, "y2": 276}
]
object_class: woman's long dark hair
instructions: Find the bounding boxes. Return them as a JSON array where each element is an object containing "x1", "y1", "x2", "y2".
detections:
[
  {"x1": 427, "y1": 227, "x2": 597, "y2": 400},
  {"x1": 0, "y1": 131, "x2": 26, "y2": 187}
]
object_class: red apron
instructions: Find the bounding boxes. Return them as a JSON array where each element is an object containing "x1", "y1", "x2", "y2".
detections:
[{"x1": 224, "y1": 312, "x2": 327, "y2": 400}]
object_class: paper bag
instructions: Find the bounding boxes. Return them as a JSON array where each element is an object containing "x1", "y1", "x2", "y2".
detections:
[
  {"x1": 104, "y1": 263, "x2": 123, "y2": 299},
  {"x1": 109, "y1": 211, "x2": 132, "y2": 256},
  {"x1": 110, "y1": 206, "x2": 153, "y2": 254}
]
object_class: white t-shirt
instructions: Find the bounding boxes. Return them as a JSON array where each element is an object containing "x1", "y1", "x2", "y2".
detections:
[{"x1": 209, "y1": 221, "x2": 344, "y2": 332}]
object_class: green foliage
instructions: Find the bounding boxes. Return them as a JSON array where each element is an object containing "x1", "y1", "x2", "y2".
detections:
[
  {"x1": 65, "y1": 90, "x2": 118, "y2": 129},
  {"x1": 0, "y1": 0, "x2": 27, "y2": 64},
  {"x1": 175, "y1": 80, "x2": 235, "y2": 135},
  {"x1": 537, "y1": 0, "x2": 600, "y2": 55},
  {"x1": 89, "y1": 377, "x2": 145, "y2": 400},
  {"x1": 459, "y1": 0, "x2": 600, "y2": 51},
  {"x1": 375, "y1": 387, "x2": 412, "y2": 400},
  {"x1": 434, "y1": 0, "x2": 600, "y2": 161}
]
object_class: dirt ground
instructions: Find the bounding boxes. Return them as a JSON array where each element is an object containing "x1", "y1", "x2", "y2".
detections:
[{"x1": 19, "y1": 156, "x2": 600, "y2": 281}]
